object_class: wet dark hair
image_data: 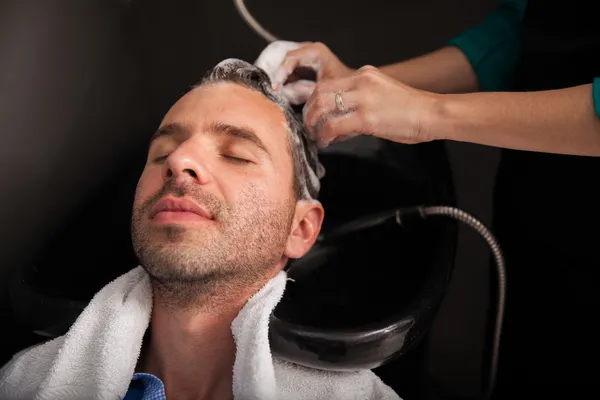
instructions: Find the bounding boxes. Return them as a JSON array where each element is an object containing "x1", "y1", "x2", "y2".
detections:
[{"x1": 197, "y1": 58, "x2": 325, "y2": 200}]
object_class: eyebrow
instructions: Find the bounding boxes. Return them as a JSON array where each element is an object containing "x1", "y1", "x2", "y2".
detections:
[
  {"x1": 149, "y1": 121, "x2": 271, "y2": 158},
  {"x1": 149, "y1": 122, "x2": 192, "y2": 145},
  {"x1": 209, "y1": 121, "x2": 271, "y2": 158}
]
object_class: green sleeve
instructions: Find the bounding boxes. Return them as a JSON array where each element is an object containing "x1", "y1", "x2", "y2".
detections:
[
  {"x1": 446, "y1": 0, "x2": 527, "y2": 91},
  {"x1": 593, "y1": 78, "x2": 600, "y2": 119}
]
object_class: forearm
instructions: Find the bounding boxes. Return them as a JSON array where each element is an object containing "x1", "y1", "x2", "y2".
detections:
[
  {"x1": 431, "y1": 83, "x2": 600, "y2": 156},
  {"x1": 382, "y1": 0, "x2": 526, "y2": 95},
  {"x1": 378, "y1": 46, "x2": 480, "y2": 94}
]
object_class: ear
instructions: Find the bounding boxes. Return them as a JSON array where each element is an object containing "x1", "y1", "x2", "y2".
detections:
[{"x1": 284, "y1": 200, "x2": 325, "y2": 259}]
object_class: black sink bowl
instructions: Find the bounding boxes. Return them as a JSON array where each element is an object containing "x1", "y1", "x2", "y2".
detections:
[{"x1": 269, "y1": 151, "x2": 457, "y2": 371}]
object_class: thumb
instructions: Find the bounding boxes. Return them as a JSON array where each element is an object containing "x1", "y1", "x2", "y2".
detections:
[{"x1": 273, "y1": 46, "x2": 324, "y2": 89}]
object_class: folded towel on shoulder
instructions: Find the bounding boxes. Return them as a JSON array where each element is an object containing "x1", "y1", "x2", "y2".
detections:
[{"x1": 0, "y1": 266, "x2": 400, "y2": 400}]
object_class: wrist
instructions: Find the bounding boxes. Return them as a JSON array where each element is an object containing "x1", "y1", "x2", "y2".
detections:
[{"x1": 425, "y1": 93, "x2": 463, "y2": 142}]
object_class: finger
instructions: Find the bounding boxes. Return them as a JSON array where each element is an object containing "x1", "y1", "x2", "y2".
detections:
[
  {"x1": 309, "y1": 72, "x2": 357, "y2": 94},
  {"x1": 313, "y1": 112, "x2": 364, "y2": 147},
  {"x1": 281, "y1": 80, "x2": 316, "y2": 105},
  {"x1": 273, "y1": 44, "x2": 325, "y2": 89},
  {"x1": 303, "y1": 89, "x2": 361, "y2": 138},
  {"x1": 303, "y1": 76, "x2": 358, "y2": 125},
  {"x1": 329, "y1": 132, "x2": 361, "y2": 145}
]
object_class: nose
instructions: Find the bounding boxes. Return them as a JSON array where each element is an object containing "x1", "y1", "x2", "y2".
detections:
[{"x1": 162, "y1": 145, "x2": 211, "y2": 185}]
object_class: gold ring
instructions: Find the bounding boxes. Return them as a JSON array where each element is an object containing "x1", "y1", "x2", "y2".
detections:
[{"x1": 335, "y1": 91, "x2": 344, "y2": 112}]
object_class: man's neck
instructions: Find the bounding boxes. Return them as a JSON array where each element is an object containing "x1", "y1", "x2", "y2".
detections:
[
  {"x1": 140, "y1": 305, "x2": 238, "y2": 400},
  {"x1": 137, "y1": 269, "x2": 280, "y2": 400}
]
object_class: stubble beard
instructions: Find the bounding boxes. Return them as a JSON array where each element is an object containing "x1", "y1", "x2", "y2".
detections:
[{"x1": 131, "y1": 181, "x2": 295, "y2": 314}]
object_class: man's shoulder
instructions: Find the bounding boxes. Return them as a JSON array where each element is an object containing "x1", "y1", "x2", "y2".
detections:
[
  {"x1": 273, "y1": 359, "x2": 402, "y2": 400},
  {"x1": 0, "y1": 336, "x2": 65, "y2": 398}
]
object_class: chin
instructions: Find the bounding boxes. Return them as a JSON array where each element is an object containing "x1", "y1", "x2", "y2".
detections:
[
  {"x1": 140, "y1": 251, "x2": 217, "y2": 281},
  {"x1": 145, "y1": 226, "x2": 208, "y2": 248}
]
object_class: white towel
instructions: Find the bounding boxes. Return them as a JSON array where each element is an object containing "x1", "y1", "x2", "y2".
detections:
[
  {"x1": 255, "y1": 40, "x2": 317, "y2": 106},
  {"x1": 0, "y1": 266, "x2": 401, "y2": 400}
]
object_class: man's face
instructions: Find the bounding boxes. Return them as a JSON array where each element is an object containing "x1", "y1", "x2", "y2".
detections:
[{"x1": 131, "y1": 82, "x2": 299, "y2": 285}]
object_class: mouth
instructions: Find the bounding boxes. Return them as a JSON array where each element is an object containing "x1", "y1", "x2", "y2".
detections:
[{"x1": 150, "y1": 196, "x2": 214, "y2": 224}]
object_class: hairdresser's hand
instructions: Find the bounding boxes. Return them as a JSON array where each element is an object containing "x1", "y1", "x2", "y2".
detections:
[
  {"x1": 303, "y1": 65, "x2": 439, "y2": 147},
  {"x1": 272, "y1": 42, "x2": 354, "y2": 104}
]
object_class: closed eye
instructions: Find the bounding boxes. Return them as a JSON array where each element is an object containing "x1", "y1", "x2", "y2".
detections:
[
  {"x1": 153, "y1": 154, "x2": 251, "y2": 164},
  {"x1": 153, "y1": 154, "x2": 170, "y2": 163},
  {"x1": 222, "y1": 154, "x2": 252, "y2": 164}
]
